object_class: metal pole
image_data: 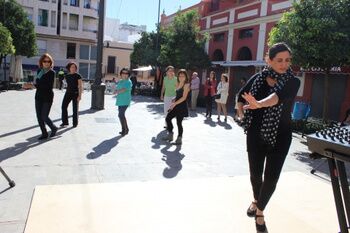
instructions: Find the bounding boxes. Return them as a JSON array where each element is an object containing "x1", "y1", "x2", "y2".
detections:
[
  {"x1": 155, "y1": 0, "x2": 161, "y2": 95},
  {"x1": 91, "y1": 0, "x2": 106, "y2": 110},
  {"x1": 94, "y1": 0, "x2": 105, "y2": 85}
]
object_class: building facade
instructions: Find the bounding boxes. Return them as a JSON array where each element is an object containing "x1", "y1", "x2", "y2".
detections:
[
  {"x1": 16, "y1": 0, "x2": 99, "y2": 79},
  {"x1": 161, "y1": 0, "x2": 350, "y2": 121}
]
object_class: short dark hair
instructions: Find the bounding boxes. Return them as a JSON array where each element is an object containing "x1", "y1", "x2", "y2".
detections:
[
  {"x1": 66, "y1": 62, "x2": 77, "y2": 71},
  {"x1": 268, "y1": 42, "x2": 292, "y2": 60},
  {"x1": 177, "y1": 69, "x2": 189, "y2": 83},
  {"x1": 166, "y1": 66, "x2": 174, "y2": 72},
  {"x1": 120, "y1": 67, "x2": 130, "y2": 75}
]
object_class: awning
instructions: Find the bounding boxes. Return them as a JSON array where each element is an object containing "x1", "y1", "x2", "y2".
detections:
[
  {"x1": 132, "y1": 65, "x2": 152, "y2": 71},
  {"x1": 212, "y1": 60, "x2": 266, "y2": 67}
]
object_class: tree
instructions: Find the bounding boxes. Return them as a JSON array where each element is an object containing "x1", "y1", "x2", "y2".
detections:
[
  {"x1": 159, "y1": 10, "x2": 210, "y2": 70},
  {"x1": 0, "y1": 0, "x2": 37, "y2": 82},
  {"x1": 130, "y1": 31, "x2": 164, "y2": 68},
  {"x1": 0, "y1": 22, "x2": 15, "y2": 67},
  {"x1": 0, "y1": 0, "x2": 37, "y2": 58},
  {"x1": 269, "y1": 0, "x2": 350, "y2": 120}
]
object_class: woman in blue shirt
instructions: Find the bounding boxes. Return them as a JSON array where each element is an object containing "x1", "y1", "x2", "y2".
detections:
[{"x1": 115, "y1": 68, "x2": 132, "y2": 136}]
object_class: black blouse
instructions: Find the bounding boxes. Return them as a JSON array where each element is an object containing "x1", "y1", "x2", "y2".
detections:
[
  {"x1": 237, "y1": 73, "x2": 301, "y2": 134},
  {"x1": 35, "y1": 69, "x2": 55, "y2": 102}
]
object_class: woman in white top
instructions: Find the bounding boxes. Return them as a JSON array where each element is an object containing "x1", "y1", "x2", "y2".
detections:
[{"x1": 215, "y1": 73, "x2": 229, "y2": 122}]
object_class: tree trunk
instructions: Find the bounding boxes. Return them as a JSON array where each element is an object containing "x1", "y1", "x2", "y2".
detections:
[{"x1": 322, "y1": 68, "x2": 330, "y2": 122}]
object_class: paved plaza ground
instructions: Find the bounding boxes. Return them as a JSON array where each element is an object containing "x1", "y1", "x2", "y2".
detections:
[{"x1": 0, "y1": 89, "x2": 343, "y2": 233}]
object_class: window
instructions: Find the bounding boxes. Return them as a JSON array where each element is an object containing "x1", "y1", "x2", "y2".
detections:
[
  {"x1": 67, "y1": 43, "x2": 76, "y2": 59},
  {"x1": 80, "y1": 45, "x2": 89, "y2": 60},
  {"x1": 62, "y1": 13, "x2": 67, "y2": 29},
  {"x1": 239, "y1": 28, "x2": 253, "y2": 39},
  {"x1": 37, "y1": 40, "x2": 47, "y2": 55},
  {"x1": 84, "y1": 0, "x2": 91, "y2": 8},
  {"x1": 69, "y1": 14, "x2": 79, "y2": 30},
  {"x1": 213, "y1": 33, "x2": 225, "y2": 42},
  {"x1": 63, "y1": 0, "x2": 68, "y2": 5},
  {"x1": 70, "y1": 0, "x2": 79, "y2": 7},
  {"x1": 107, "y1": 56, "x2": 116, "y2": 74},
  {"x1": 51, "y1": 11, "x2": 56, "y2": 27},
  {"x1": 52, "y1": 0, "x2": 57, "y2": 3},
  {"x1": 38, "y1": 9, "x2": 48, "y2": 26},
  {"x1": 25, "y1": 7, "x2": 34, "y2": 22},
  {"x1": 90, "y1": 46, "x2": 97, "y2": 60},
  {"x1": 89, "y1": 64, "x2": 96, "y2": 78},
  {"x1": 210, "y1": 0, "x2": 219, "y2": 12},
  {"x1": 79, "y1": 63, "x2": 89, "y2": 79}
]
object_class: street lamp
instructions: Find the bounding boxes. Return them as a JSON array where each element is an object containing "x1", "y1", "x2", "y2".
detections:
[{"x1": 91, "y1": 0, "x2": 106, "y2": 110}]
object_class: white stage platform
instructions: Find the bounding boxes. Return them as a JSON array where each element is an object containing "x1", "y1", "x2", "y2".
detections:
[{"x1": 24, "y1": 172, "x2": 339, "y2": 233}]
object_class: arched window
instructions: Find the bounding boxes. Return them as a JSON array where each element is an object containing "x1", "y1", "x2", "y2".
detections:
[
  {"x1": 212, "y1": 49, "x2": 224, "y2": 61},
  {"x1": 237, "y1": 47, "x2": 252, "y2": 60}
]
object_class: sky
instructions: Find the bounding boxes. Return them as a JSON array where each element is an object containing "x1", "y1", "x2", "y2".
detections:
[{"x1": 106, "y1": 0, "x2": 200, "y2": 32}]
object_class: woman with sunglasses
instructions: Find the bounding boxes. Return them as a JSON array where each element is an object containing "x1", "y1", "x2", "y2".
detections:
[
  {"x1": 34, "y1": 53, "x2": 58, "y2": 140},
  {"x1": 115, "y1": 68, "x2": 132, "y2": 136}
]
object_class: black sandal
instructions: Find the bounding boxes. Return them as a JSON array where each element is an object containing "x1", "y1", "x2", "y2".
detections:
[
  {"x1": 255, "y1": 214, "x2": 268, "y2": 233},
  {"x1": 247, "y1": 201, "x2": 257, "y2": 217}
]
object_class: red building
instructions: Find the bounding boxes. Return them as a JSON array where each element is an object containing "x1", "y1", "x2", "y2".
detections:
[{"x1": 161, "y1": 0, "x2": 350, "y2": 121}]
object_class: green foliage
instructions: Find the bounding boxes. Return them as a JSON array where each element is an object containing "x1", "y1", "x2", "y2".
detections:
[
  {"x1": 131, "y1": 10, "x2": 210, "y2": 70},
  {"x1": 269, "y1": 0, "x2": 350, "y2": 69},
  {"x1": 0, "y1": 22, "x2": 15, "y2": 55},
  {"x1": 269, "y1": 0, "x2": 350, "y2": 120},
  {"x1": 130, "y1": 31, "x2": 164, "y2": 68},
  {"x1": 0, "y1": 0, "x2": 37, "y2": 57},
  {"x1": 159, "y1": 10, "x2": 210, "y2": 69}
]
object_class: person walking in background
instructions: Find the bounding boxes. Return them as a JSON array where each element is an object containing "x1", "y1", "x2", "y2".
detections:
[
  {"x1": 34, "y1": 53, "x2": 58, "y2": 140},
  {"x1": 190, "y1": 72, "x2": 200, "y2": 111},
  {"x1": 162, "y1": 69, "x2": 190, "y2": 145},
  {"x1": 204, "y1": 71, "x2": 217, "y2": 118},
  {"x1": 161, "y1": 66, "x2": 177, "y2": 127},
  {"x1": 234, "y1": 77, "x2": 247, "y2": 117},
  {"x1": 215, "y1": 73, "x2": 229, "y2": 122},
  {"x1": 58, "y1": 68, "x2": 65, "y2": 90},
  {"x1": 236, "y1": 43, "x2": 300, "y2": 233},
  {"x1": 60, "y1": 62, "x2": 83, "y2": 128},
  {"x1": 130, "y1": 71, "x2": 137, "y2": 96},
  {"x1": 115, "y1": 68, "x2": 132, "y2": 136}
]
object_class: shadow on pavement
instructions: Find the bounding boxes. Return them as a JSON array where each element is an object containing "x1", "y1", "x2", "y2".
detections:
[
  {"x1": 0, "y1": 127, "x2": 73, "y2": 162},
  {"x1": 161, "y1": 144, "x2": 185, "y2": 179},
  {"x1": 0, "y1": 108, "x2": 97, "y2": 139},
  {"x1": 217, "y1": 120, "x2": 232, "y2": 130},
  {"x1": 146, "y1": 103, "x2": 164, "y2": 116},
  {"x1": 204, "y1": 117, "x2": 217, "y2": 127},
  {"x1": 86, "y1": 135, "x2": 123, "y2": 160},
  {"x1": 151, "y1": 130, "x2": 185, "y2": 179}
]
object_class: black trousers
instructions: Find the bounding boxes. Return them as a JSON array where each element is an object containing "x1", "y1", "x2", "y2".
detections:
[
  {"x1": 61, "y1": 92, "x2": 78, "y2": 126},
  {"x1": 118, "y1": 106, "x2": 129, "y2": 132},
  {"x1": 166, "y1": 110, "x2": 184, "y2": 137},
  {"x1": 205, "y1": 95, "x2": 213, "y2": 116},
  {"x1": 247, "y1": 131, "x2": 292, "y2": 211},
  {"x1": 35, "y1": 100, "x2": 56, "y2": 135}
]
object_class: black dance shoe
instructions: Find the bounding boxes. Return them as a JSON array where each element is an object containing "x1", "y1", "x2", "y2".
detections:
[
  {"x1": 247, "y1": 202, "x2": 257, "y2": 217},
  {"x1": 49, "y1": 127, "x2": 58, "y2": 137},
  {"x1": 38, "y1": 134, "x2": 48, "y2": 140},
  {"x1": 255, "y1": 215, "x2": 268, "y2": 233}
]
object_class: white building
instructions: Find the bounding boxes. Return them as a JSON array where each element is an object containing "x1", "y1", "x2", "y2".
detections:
[
  {"x1": 104, "y1": 18, "x2": 146, "y2": 43},
  {"x1": 16, "y1": 0, "x2": 99, "y2": 79}
]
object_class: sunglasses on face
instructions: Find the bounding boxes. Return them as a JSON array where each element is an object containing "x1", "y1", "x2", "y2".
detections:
[
  {"x1": 121, "y1": 72, "x2": 129, "y2": 75},
  {"x1": 43, "y1": 60, "x2": 51, "y2": 63}
]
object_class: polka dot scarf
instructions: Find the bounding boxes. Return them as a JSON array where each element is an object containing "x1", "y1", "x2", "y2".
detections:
[{"x1": 242, "y1": 67, "x2": 293, "y2": 147}]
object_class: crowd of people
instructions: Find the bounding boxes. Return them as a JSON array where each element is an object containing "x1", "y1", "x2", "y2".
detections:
[{"x1": 33, "y1": 43, "x2": 331, "y2": 233}]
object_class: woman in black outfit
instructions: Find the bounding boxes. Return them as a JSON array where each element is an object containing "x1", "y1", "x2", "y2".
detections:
[
  {"x1": 61, "y1": 62, "x2": 83, "y2": 128},
  {"x1": 236, "y1": 43, "x2": 300, "y2": 233},
  {"x1": 162, "y1": 69, "x2": 190, "y2": 145},
  {"x1": 34, "y1": 53, "x2": 58, "y2": 140}
]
